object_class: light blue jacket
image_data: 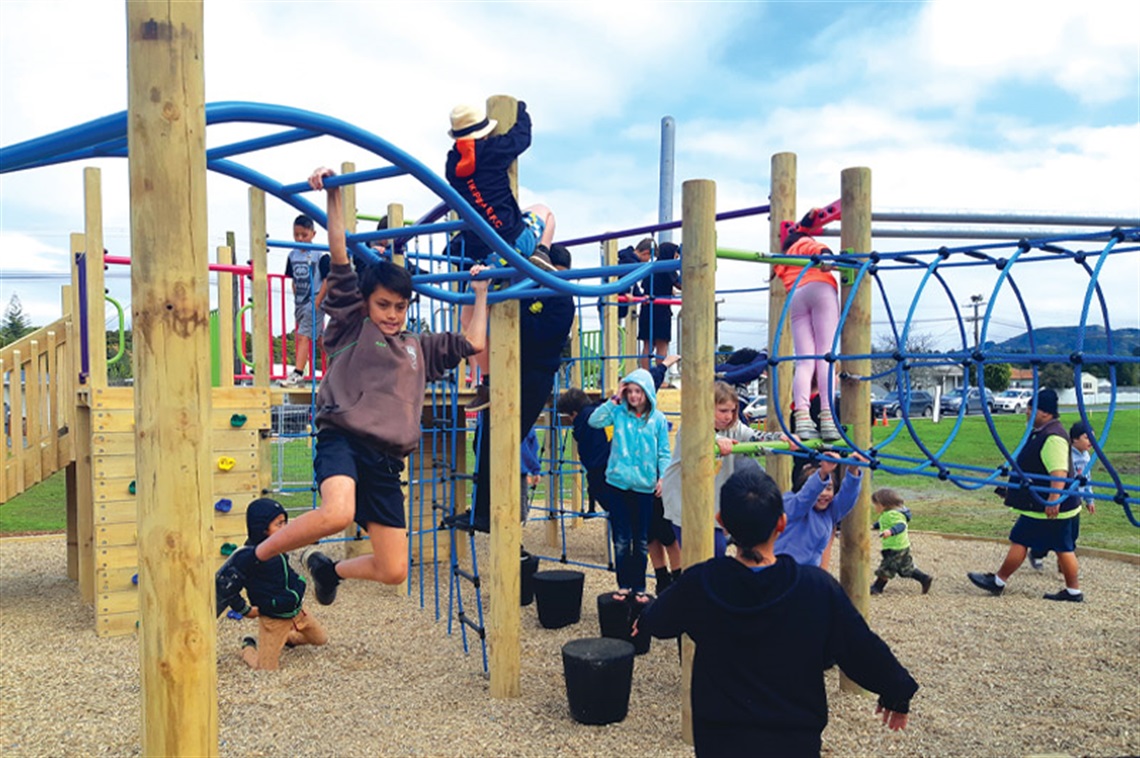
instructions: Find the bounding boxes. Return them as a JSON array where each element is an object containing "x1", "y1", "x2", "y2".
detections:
[
  {"x1": 775, "y1": 466, "x2": 865, "y2": 566},
  {"x1": 588, "y1": 369, "x2": 671, "y2": 494}
]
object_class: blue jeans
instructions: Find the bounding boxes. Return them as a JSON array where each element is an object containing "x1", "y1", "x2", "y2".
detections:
[{"x1": 610, "y1": 488, "x2": 654, "y2": 593}]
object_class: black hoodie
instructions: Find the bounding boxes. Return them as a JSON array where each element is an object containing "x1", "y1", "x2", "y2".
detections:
[
  {"x1": 639, "y1": 555, "x2": 917, "y2": 739},
  {"x1": 226, "y1": 499, "x2": 307, "y2": 619}
]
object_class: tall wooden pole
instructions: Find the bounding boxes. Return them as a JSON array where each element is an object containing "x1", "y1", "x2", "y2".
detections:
[
  {"x1": 679, "y1": 179, "x2": 717, "y2": 744},
  {"x1": 126, "y1": 2, "x2": 217, "y2": 754},
  {"x1": 838, "y1": 166, "x2": 873, "y2": 693},
  {"x1": 486, "y1": 94, "x2": 522, "y2": 699},
  {"x1": 602, "y1": 239, "x2": 620, "y2": 395},
  {"x1": 767, "y1": 153, "x2": 796, "y2": 490}
]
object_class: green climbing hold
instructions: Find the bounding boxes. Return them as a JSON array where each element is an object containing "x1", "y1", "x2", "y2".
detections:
[
  {"x1": 220, "y1": 542, "x2": 238, "y2": 556},
  {"x1": 128, "y1": 480, "x2": 136, "y2": 495},
  {"x1": 230, "y1": 413, "x2": 247, "y2": 427}
]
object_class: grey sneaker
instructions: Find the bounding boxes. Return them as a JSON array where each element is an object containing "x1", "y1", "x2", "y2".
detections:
[
  {"x1": 1028, "y1": 549, "x2": 1045, "y2": 571},
  {"x1": 278, "y1": 370, "x2": 305, "y2": 388},
  {"x1": 528, "y1": 245, "x2": 557, "y2": 273},
  {"x1": 818, "y1": 413, "x2": 841, "y2": 442},
  {"x1": 967, "y1": 571, "x2": 1004, "y2": 596}
]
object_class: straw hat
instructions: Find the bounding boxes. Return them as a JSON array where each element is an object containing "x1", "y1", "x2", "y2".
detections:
[{"x1": 448, "y1": 104, "x2": 497, "y2": 140}]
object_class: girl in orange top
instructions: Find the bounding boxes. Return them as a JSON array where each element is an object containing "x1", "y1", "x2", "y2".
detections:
[{"x1": 773, "y1": 208, "x2": 841, "y2": 441}]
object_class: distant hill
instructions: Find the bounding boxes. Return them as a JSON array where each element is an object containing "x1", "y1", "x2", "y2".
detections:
[{"x1": 991, "y1": 326, "x2": 1140, "y2": 356}]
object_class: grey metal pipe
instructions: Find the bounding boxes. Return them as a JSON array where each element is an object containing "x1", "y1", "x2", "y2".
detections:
[{"x1": 658, "y1": 116, "x2": 675, "y2": 243}]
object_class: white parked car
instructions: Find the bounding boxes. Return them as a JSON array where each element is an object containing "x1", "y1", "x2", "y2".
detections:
[{"x1": 994, "y1": 388, "x2": 1034, "y2": 413}]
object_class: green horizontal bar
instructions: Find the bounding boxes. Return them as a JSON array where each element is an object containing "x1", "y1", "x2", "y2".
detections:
[
  {"x1": 717, "y1": 248, "x2": 809, "y2": 266},
  {"x1": 729, "y1": 438, "x2": 838, "y2": 455},
  {"x1": 357, "y1": 213, "x2": 415, "y2": 226}
]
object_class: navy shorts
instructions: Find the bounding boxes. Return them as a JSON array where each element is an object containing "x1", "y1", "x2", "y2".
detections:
[
  {"x1": 638, "y1": 303, "x2": 672, "y2": 343},
  {"x1": 314, "y1": 428, "x2": 405, "y2": 530},
  {"x1": 1009, "y1": 514, "x2": 1079, "y2": 554}
]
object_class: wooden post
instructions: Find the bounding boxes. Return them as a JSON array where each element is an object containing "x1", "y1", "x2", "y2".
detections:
[
  {"x1": 216, "y1": 246, "x2": 234, "y2": 388},
  {"x1": 766, "y1": 153, "x2": 795, "y2": 491},
  {"x1": 126, "y1": 2, "x2": 217, "y2": 753},
  {"x1": 248, "y1": 189, "x2": 272, "y2": 499},
  {"x1": 226, "y1": 231, "x2": 241, "y2": 373},
  {"x1": 602, "y1": 239, "x2": 620, "y2": 395},
  {"x1": 84, "y1": 169, "x2": 107, "y2": 389},
  {"x1": 70, "y1": 231, "x2": 95, "y2": 601},
  {"x1": 62, "y1": 282, "x2": 79, "y2": 580},
  {"x1": 838, "y1": 166, "x2": 873, "y2": 694},
  {"x1": 249, "y1": 189, "x2": 269, "y2": 389},
  {"x1": 485, "y1": 94, "x2": 522, "y2": 699},
  {"x1": 679, "y1": 179, "x2": 717, "y2": 744}
]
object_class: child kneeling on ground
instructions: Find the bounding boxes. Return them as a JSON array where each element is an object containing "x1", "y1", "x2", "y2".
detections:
[
  {"x1": 217, "y1": 498, "x2": 327, "y2": 670},
  {"x1": 637, "y1": 459, "x2": 918, "y2": 758}
]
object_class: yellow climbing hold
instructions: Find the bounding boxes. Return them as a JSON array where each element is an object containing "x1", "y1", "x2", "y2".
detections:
[{"x1": 217, "y1": 456, "x2": 237, "y2": 472}]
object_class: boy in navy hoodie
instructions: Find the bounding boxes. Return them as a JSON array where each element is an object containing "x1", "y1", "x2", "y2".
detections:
[
  {"x1": 638, "y1": 459, "x2": 917, "y2": 758},
  {"x1": 217, "y1": 499, "x2": 327, "y2": 670}
]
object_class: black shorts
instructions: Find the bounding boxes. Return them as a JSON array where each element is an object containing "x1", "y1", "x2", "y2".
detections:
[
  {"x1": 650, "y1": 495, "x2": 676, "y2": 546},
  {"x1": 638, "y1": 303, "x2": 672, "y2": 343},
  {"x1": 314, "y1": 428, "x2": 406, "y2": 529}
]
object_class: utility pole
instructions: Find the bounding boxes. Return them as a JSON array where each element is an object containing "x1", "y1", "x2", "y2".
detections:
[
  {"x1": 962, "y1": 294, "x2": 986, "y2": 389},
  {"x1": 963, "y1": 294, "x2": 986, "y2": 348}
]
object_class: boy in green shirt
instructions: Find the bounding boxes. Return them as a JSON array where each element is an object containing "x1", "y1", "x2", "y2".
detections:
[{"x1": 870, "y1": 488, "x2": 932, "y2": 595}]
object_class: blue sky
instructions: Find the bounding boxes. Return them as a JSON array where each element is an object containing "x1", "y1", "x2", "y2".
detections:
[{"x1": 1, "y1": 0, "x2": 1137, "y2": 353}]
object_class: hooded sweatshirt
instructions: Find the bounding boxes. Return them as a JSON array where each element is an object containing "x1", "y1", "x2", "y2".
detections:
[
  {"x1": 316, "y1": 263, "x2": 477, "y2": 455},
  {"x1": 775, "y1": 467, "x2": 865, "y2": 566},
  {"x1": 226, "y1": 499, "x2": 307, "y2": 619},
  {"x1": 638, "y1": 555, "x2": 918, "y2": 738},
  {"x1": 587, "y1": 368, "x2": 671, "y2": 494}
]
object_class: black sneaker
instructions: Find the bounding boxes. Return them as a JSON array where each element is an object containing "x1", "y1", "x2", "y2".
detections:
[
  {"x1": 1043, "y1": 588, "x2": 1084, "y2": 602},
  {"x1": 869, "y1": 582, "x2": 885, "y2": 596},
  {"x1": 441, "y1": 510, "x2": 490, "y2": 534},
  {"x1": 467, "y1": 384, "x2": 490, "y2": 413},
  {"x1": 240, "y1": 636, "x2": 257, "y2": 650},
  {"x1": 967, "y1": 571, "x2": 1004, "y2": 596},
  {"x1": 919, "y1": 575, "x2": 933, "y2": 595},
  {"x1": 215, "y1": 546, "x2": 256, "y2": 617},
  {"x1": 304, "y1": 549, "x2": 341, "y2": 605}
]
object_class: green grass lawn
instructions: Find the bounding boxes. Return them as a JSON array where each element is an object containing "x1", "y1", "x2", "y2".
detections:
[{"x1": 5, "y1": 410, "x2": 1138, "y2": 553}]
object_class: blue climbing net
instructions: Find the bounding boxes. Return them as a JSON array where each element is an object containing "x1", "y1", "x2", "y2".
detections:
[{"x1": 765, "y1": 228, "x2": 1140, "y2": 526}]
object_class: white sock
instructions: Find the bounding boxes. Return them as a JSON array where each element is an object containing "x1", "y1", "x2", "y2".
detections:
[
  {"x1": 1066, "y1": 587, "x2": 1083, "y2": 596},
  {"x1": 994, "y1": 575, "x2": 1007, "y2": 587}
]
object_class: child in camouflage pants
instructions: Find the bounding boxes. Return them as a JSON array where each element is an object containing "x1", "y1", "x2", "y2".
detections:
[{"x1": 870, "y1": 488, "x2": 933, "y2": 595}]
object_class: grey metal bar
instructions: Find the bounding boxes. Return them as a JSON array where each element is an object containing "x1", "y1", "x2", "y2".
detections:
[
  {"x1": 870, "y1": 210, "x2": 1138, "y2": 226},
  {"x1": 817, "y1": 227, "x2": 1128, "y2": 241},
  {"x1": 658, "y1": 116, "x2": 676, "y2": 244}
]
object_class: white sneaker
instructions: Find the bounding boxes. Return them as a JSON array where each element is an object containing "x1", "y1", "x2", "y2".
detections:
[{"x1": 278, "y1": 371, "x2": 304, "y2": 388}]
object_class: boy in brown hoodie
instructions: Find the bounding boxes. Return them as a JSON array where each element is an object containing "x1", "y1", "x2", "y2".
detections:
[{"x1": 238, "y1": 167, "x2": 489, "y2": 605}]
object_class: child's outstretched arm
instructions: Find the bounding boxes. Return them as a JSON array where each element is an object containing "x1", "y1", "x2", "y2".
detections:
[
  {"x1": 309, "y1": 167, "x2": 347, "y2": 267},
  {"x1": 830, "y1": 453, "x2": 868, "y2": 525},
  {"x1": 461, "y1": 265, "x2": 490, "y2": 353}
]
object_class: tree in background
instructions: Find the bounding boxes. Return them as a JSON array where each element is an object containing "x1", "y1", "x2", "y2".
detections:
[
  {"x1": 871, "y1": 332, "x2": 939, "y2": 390},
  {"x1": 983, "y1": 363, "x2": 1011, "y2": 393},
  {"x1": 1, "y1": 294, "x2": 35, "y2": 347},
  {"x1": 1040, "y1": 363, "x2": 1075, "y2": 390}
]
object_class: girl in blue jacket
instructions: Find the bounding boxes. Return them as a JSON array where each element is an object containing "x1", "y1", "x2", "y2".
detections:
[{"x1": 589, "y1": 368, "x2": 671, "y2": 603}]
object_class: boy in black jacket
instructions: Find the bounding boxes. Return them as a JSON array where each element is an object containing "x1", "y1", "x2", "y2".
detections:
[
  {"x1": 218, "y1": 498, "x2": 327, "y2": 670},
  {"x1": 637, "y1": 459, "x2": 917, "y2": 758}
]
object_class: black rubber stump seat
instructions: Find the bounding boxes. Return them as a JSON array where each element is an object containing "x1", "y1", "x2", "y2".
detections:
[
  {"x1": 561, "y1": 637, "x2": 636, "y2": 725},
  {"x1": 533, "y1": 570, "x2": 585, "y2": 629}
]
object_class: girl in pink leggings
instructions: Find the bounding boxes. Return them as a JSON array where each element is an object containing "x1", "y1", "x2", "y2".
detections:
[{"x1": 774, "y1": 209, "x2": 841, "y2": 441}]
